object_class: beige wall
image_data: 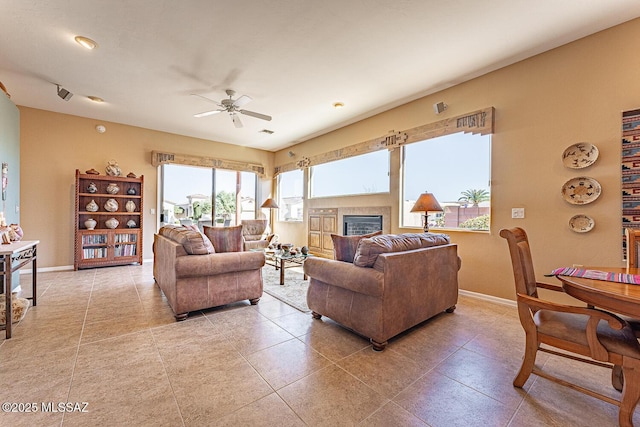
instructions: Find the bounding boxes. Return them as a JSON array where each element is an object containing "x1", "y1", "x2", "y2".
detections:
[
  {"x1": 273, "y1": 18, "x2": 640, "y2": 301},
  {"x1": 19, "y1": 108, "x2": 274, "y2": 268}
]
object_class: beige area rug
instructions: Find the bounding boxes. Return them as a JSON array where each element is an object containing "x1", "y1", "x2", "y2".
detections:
[{"x1": 261, "y1": 265, "x2": 310, "y2": 312}]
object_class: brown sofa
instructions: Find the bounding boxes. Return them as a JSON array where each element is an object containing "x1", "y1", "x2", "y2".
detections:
[
  {"x1": 153, "y1": 225, "x2": 265, "y2": 320},
  {"x1": 304, "y1": 233, "x2": 460, "y2": 350}
]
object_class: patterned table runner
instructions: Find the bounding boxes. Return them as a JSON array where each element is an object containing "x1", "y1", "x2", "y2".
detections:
[{"x1": 549, "y1": 267, "x2": 640, "y2": 285}]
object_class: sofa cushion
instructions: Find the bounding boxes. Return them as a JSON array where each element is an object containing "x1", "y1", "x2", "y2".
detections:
[
  {"x1": 331, "y1": 230, "x2": 382, "y2": 263},
  {"x1": 158, "y1": 225, "x2": 214, "y2": 255},
  {"x1": 353, "y1": 232, "x2": 450, "y2": 268},
  {"x1": 204, "y1": 225, "x2": 244, "y2": 253}
]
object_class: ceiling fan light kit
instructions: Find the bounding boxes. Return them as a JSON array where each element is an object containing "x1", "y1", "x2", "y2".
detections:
[
  {"x1": 74, "y1": 35, "x2": 98, "y2": 50},
  {"x1": 193, "y1": 89, "x2": 272, "y2": 128}
]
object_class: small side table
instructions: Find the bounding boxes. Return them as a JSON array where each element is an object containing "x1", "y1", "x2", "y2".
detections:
[{"x1": 1, "y1": 240, "x2": 38, "y2": 339}]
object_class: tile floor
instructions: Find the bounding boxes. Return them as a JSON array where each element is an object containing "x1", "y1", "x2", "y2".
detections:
[{"x1": 0, "y1": 264, "x2": 638, "y2": 426}]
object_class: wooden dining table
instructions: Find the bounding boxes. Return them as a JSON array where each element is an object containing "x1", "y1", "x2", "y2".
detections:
[{"x1": 556, "y1": 267, "x2": 640, "y2": 318}]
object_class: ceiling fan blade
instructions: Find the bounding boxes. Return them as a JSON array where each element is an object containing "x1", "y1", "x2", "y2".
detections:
[
  {"x1": 233, "y1": 94, "x2": 252, "y2": 108},
  {"x1": 193, "y1": 109, "x2": 223, "y2": 118},
  {"x1": 232, "y1": 114, "x2": 243, "y2": 128},
  {"x1": 240, "y1": 109, "x2": 272, "y2": 121}
]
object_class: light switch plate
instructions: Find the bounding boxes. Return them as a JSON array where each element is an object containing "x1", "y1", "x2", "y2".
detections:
[{"x1": 512, "y1": 208, "x2": 525, "y2": 219}]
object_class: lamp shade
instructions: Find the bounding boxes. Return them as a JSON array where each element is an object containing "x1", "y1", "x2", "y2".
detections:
[
  {"x1": 410, "y1": 192, "x2": 443, "y2": 213},
  {"x1": 260, "y1": 198, "x2": 279, "y2": 209}
]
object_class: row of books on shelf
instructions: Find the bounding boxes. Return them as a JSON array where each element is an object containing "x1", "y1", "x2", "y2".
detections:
[
  {"x1": 115, "y1": 234, "x2": 137, "y2": 243},
  {"x1": 81, "y1": 233, "x2": 137, "y2": 245},
  {"x1": 114, "y1": 244, "x2": 137, "y2": 257},
  {"x1": 82, "y1": 245, "x2": 137, "y2": 259},
  {"x1": 82, "y1": 234, "x2": 107, "y2": 245},
  {"x1": 83, "y1": 248, "x2": 107, "y2": 259}
]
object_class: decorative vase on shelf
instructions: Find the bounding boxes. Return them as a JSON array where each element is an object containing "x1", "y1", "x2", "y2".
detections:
[
  {"x1": 104, "y1": 198, "x2": 119, "y2": 212},
  {"x1": 84, "y1": 219, "x2": 97, "y2": 230},
  {"x1": 127, "y1": 187, "x2": 136, "y2": 195},
  {"x1": 86, "y1": 199, "x2": 98, "y2": 212},
  {"x1": 105, "y1": 160, "x2": 122, "y2": 177},
  {"x1": 87, "y1": 182, "x2": 97, "y2": 193},
  {"x1": 127, "y1": 220, "x2": 136, "y2": 228},
  {"x1": 105, "y1": 218, "x2": 119, "y2": 229},
  {"x1": 106, "y1": 183, "x2": 120, "y2": 194},
  {"x1": 125, "y1": 200, "x2": 136, "y2": 212}
]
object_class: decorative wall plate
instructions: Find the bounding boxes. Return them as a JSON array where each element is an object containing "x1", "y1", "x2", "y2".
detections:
[
  {"x1": 569, "y1": 214, "x2": 595, "y2": 233},
  {"x1": 562, "y1": 142, "x2": 599, "y2": 169},
  {"x1": 561, "y1": 177, "x2": 601, "y2": 205}
]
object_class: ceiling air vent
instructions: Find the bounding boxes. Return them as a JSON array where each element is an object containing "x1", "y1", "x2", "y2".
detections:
[{"x1": 259, "y1": 129, "x2": 274, "y2": 134}]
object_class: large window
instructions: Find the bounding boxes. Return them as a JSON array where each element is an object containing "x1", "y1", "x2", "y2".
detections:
[
  {"x1": 402, "y1": 132, "x2": 491, "y2": 231},
  {"x1": 310, "y1": 150, "x2": 390, "y2": 198},
  {"x1": 160, "y1": 164, "x2": 257, "y2": 229},
  {"x1": 277, "y1": 169, "x2": 304, "y2": 221}
]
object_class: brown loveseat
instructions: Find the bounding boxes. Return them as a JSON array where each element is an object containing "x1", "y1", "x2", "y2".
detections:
[
  {"x1": 153, "y1": 225, "x2": 265, "y2": 320},
  {"x1": 304, "y1": 233, "x2": 460, "y2": 350}
]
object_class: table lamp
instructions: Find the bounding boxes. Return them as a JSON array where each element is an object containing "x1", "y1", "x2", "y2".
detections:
[
  {"x1": 410, "y1": 192, "x2": 443, "y2": 232},
  {"x1": 260, "y1": 198, "x2": 279, "y2": 209}
]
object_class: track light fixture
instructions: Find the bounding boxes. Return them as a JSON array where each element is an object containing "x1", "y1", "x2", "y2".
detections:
[{"x1": 56, "y1": 84, "x2": 73, "y2": 101}]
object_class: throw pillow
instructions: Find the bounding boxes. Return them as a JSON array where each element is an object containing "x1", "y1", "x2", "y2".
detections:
[
  {"x1": 158, "y1": 225, "x2": 214, "y2": 255},
  {"x1": 0, "y1": 292, "x2": 30, "y2": 326},
  {"x1": 354, "y1": 232, "x2": 450, "y2": 268},
  {"x1": 183, "y1": 224, "x2": 215, "y2": 254},
  {"x1": 331, "y1": 230, "x2": 382, "y2": 263},
  {"x1": 203, "y1": 225, "x2": 244, "y2": 253}
]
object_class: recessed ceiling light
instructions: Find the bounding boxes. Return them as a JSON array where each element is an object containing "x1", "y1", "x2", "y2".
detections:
[
  {"x1": 333, "y1": 102, "x2": 345, "y2": 109},
  {"x1": 74, "y1": 36, "x2": 98, "y2": 50},
  {"x1": 87, "y1": 96, "x2": 104, "y2": 103}
]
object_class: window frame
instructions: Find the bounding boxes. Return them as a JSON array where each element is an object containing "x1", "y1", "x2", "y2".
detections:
[
  {"x1": 309, "y1": 150, "x2": 391, "y2": 199},
  {"x1": 277, "y1": 169, "x2": 304, "y2": 222},
  {"x1": 401, "y1": 132, "x2": 491, "y2": 232}
]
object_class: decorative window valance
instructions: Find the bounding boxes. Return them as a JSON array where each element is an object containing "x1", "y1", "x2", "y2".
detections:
[
  {"x1": 151, "y1": 150, "x2": 265, "y2": 177},
  {"x1": 274, "y1": 107, "x2": 494, "y2": 175}
]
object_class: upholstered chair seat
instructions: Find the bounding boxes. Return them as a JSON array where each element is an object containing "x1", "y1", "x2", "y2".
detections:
[{"x1": 241, "y1": 219, "x2": 275, "y2": 251}]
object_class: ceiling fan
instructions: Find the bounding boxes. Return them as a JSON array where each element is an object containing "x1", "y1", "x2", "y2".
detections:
[{"x1": 193, "y1": 89, "x2": 272, "y2": 128}]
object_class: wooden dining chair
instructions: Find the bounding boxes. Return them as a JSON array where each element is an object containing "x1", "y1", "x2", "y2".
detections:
[
  {"x1": 500, "y1": 227, "x2": 640, "y2": 427},
  {"x1": 626, "y1": 228, "x2": 640, "y2": 269},
  {"x1": 622, "y1": 229, "x2": 640, "y2": 339}
]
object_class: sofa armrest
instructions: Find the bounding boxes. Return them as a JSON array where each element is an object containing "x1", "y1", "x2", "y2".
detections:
[
  {"x1": 175, "y1": 251, "x2": 265, "y2": 279},
  {"x1": 304, "y1": 257, "x2": 384, "y2": 297}
]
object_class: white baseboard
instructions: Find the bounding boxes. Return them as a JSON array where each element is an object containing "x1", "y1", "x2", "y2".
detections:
[
  {"x1": 459, "y1": 288, "x2": 516, "y2": 308},
  {"x1": 20, "y1": 265, "x2": 73, "y2": 274},
  {"x1": 19, "y1": 258, "x2": 153, "y2": 274}
]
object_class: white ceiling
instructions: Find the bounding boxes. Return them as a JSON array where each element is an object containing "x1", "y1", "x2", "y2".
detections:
[{"x1": 2, "y1": 1, "x2": 640, "y2": 152}]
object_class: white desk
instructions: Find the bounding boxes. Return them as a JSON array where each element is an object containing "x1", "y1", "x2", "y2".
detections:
[{"x1": 1, "y1": 240, "x2": 38, "y2": 339}]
